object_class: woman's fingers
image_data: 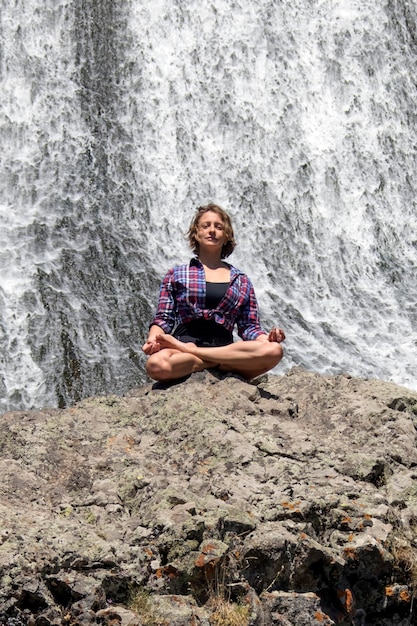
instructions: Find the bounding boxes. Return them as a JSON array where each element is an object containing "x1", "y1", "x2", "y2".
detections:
[
  {"x1": 269, "y1": 327, "x2": 285, "y2": 343},
  {"x1": 142, "y1": 340, "x2": 161, "y2": 355}
]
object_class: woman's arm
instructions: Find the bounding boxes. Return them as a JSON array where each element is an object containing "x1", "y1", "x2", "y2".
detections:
[
  {"x1": 142, "y1": 324, "x2": 165, "y2": 355},
  {"x1": 142, "y1": 268, "x2": 177, "y2": 355},
  {"x1": 235, "y1": 276, "x2": 285, "y2": 343},
  {"x1": 256, "y1": 327, "x2": 286, "y2": 343},
  {"x1": 150, "y1": 267, "x2": 178, "y2": 332},
  {"x1": 235, "y1": 276, "x2": 267, "y2": 340}
]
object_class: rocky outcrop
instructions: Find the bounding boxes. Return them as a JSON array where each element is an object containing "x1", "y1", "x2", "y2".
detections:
[{"x1": 1, "y1": 367, "x2": 417, "y2": 626}]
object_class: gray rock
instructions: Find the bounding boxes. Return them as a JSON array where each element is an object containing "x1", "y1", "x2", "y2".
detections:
[{"x1": 0, "y1": 367, "x2": 417, "y2": 625}]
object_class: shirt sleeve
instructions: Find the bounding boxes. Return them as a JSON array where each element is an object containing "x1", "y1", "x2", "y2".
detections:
[
  {"x1": 235, "y1": 276, "x2": 267, "y2": 341},
  {"x1": 149, "y1": 268, "x2": 178, "y2": 333}
]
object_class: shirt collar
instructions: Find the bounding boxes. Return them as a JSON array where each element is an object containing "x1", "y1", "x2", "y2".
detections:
[{"x1": 189, "y1": 257, "x2": 243, "y2": 277}]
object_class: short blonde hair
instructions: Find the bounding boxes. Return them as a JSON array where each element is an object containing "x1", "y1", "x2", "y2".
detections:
[{"x1": 187, "y1": 203, "x2": 236, "y2": 258}]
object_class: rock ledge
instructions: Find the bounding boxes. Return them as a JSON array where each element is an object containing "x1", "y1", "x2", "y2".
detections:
[{"x1": 1, "y1": 367, "x2": 417, "y2": 626}]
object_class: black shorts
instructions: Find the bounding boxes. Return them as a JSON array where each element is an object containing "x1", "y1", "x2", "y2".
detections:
[{"x1": 173, "y1": 320, "x2": 233, "y2": 348}]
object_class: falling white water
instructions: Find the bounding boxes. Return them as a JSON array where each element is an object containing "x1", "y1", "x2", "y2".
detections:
[{"x1": 0, "y1": 0, "x2": 416, "y2": 412}]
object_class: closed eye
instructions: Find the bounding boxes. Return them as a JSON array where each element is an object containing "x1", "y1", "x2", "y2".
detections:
[{"x1": 200, "y1": 223, "x2": 224, "y2": 230}]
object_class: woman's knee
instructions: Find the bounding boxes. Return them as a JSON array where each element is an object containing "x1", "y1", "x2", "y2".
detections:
[
  {"x1": 264, "y1": 341, "x2": 283, "y2": 366},
  {"x1": 146, "y1": 354, "x2": 171, "y2": 380}
]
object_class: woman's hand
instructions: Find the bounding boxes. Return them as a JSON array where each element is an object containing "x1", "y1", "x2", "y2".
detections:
[
  {"x1": 142, "y1": 339, "x2": 161, "y2": 355},
  {"x1": 142, "y1": 326, "x2": 165, "y2": 355},
  {"x1": 268, "y1": 327, "x2": 286, "y2": 343}
]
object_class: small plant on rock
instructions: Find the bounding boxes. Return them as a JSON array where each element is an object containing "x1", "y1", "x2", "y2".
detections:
[
  {"x1": 206, "y1": 594, "x2": 250, "y2": 626},
  {"x1": 197, "y1": 547, "x2": 250, "y2": 626},
  {"x1": 128, "y1": 588, "x2": 168, "y2": 626}
]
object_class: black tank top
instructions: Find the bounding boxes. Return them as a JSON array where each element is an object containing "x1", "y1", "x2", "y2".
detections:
[
  {"x1": 173, "y1": 281, "x2": 232, "y2": 346},
  {"x1": 205, "y1": 281, "x2": 229, "y2": 309}
]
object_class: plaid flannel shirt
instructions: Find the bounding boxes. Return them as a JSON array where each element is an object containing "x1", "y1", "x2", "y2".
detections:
[{"x1": 150, "y1": 257, "x2": 266, "y2": 341}]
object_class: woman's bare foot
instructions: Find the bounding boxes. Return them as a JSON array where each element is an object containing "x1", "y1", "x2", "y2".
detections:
[{"x1": 155, "y1": 333, "x2": 197, "y2": 354}]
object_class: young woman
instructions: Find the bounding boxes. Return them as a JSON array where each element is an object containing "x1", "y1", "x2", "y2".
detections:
[{"x1": 142, "y1": 203, "x2": 285, "y2": 381}]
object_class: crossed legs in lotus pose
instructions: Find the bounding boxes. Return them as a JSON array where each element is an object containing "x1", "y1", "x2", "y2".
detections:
[{"x1": 145, "y1": 333, "x2": 284, "y2": 382}]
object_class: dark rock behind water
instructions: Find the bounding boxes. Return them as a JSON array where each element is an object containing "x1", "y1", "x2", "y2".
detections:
[{"x1": 1, "y1": 368, "x2": 417, "y2": 626}]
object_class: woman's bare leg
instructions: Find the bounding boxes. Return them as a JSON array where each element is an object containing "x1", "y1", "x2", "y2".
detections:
[
  {"x1": 146, "y1": 348, "x2": 219, "y2": 381},
  {"x1": 155, "y1": 334, "x2": 283, "y2": 380}
]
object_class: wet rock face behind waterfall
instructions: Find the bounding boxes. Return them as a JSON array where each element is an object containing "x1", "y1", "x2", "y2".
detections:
[
  {"x1": 0, "y1": 0, "x2": 155, "y2": 412},
  {"x1": 1, "y1": 0, "x2": 417, "y2": 413},
  {"x1": 1, "y1": 368, "x2": 417, "y2": 625}
]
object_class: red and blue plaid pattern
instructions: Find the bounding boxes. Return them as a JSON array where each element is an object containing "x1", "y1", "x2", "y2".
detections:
[{"x1": 151, "y1": 257, "x2": 266, "y2": 341}]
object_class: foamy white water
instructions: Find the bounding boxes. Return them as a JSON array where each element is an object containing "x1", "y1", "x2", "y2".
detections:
[{"x1": 0, "y1": 0, "x2": 416, "y2": 412}]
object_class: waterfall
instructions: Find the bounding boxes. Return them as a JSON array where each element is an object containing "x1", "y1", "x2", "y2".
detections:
[{"x1": 1, "y1": 0, "x2": 416, "y2": 412}]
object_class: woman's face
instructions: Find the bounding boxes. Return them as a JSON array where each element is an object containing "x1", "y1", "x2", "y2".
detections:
[{"x1": 195, "y1": 210, "x2": 227, "y2": 252}]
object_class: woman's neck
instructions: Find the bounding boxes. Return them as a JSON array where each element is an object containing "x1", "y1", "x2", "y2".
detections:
[
  {"x1": 198, "y1": 252, "x2": 230, "y2": 282},
  {"x1": 198, "y1": 251, "x2": 225, "y2": 270}
]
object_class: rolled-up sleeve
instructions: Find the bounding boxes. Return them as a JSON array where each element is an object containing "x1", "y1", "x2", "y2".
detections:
[
  {"x1": 150, "y1": 269, "x2": 177, "y2": 333},
  {"x1": 236, "y1": 278, "x2": 266, "y2": 341}
]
